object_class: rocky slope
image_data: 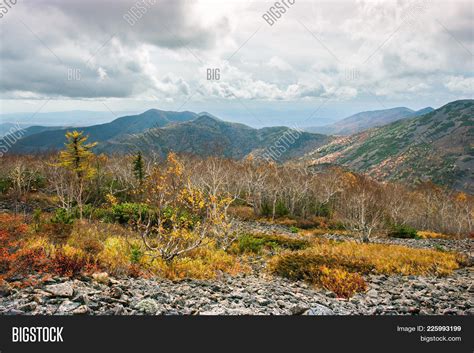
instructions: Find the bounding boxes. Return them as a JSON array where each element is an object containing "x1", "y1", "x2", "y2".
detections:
[
  {"x1": 305, "y1": 100, "x2": 474, "y2": 192},
  {"x1": 0, "y1": 268, "x2": 471, "y2": 316},
  {"x1": 1, "y1": 222, "x2": 472, "y2": 316}
]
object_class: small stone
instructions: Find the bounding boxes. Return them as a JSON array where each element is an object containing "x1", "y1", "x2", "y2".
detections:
[
  {"x1": 45, "y1": 282, "x2": 74, "y2": 297},
  {"x1": 256, "y1": 297, "x2": 270, "y2": 306},
  {"x1": 290, "y1": 305, "x2": 310, "y2": 315},
  {"x1": 74, "y1": 293, "x2": 90, "y2": 305},
  {"x1": 92, "y1": 272, "x2": 110, "y2": 285},
  {"x1": 113, "y1": 305, "x2": 125, "y2": 315},
  {"x1": 18, "y1": 302, "x2": 37, "y2": 312},
  {"x1": 110, "y1": 286, "x2": 123, "y2": 299},
  {"x1": 0, "y1": 282, "x2": 12, "y2": 297},
  {"x1": 303, "y1": 304, "x2": 334, "y2": 316},
  {"x1": 367, "y1": 289, "x2": 378, "y2": 298},
  {"x1": 72, "y1": 305, "x2": 89, "y2": 315},
  {"x1": 57, "y1": 300, "x2": 81, "y2": 313},
  {"x1": 136, "y1": 299, "x2": 159, "y2": 315},
  {"x1": 5, "y1": 309, "x2": 25, "y2": 315}
]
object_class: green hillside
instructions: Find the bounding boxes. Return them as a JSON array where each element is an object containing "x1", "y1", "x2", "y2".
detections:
[
  {"x1": 10, "y1": 109, "x2": 197, "y2": 153},
  {"x1": 306, "y1": 100, "x2": 473, "y2": 192},
  {"x1": 99, "y1": 115, "x2": 331, "y2": 161}
]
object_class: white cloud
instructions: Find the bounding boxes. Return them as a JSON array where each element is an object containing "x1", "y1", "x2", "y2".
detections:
[
  {"x1": 0, "y1": 0, "x2": 472, "y2": 115},
  {"x1": 268, "y1": 57, "x2": 292, "y2": 71},
  {"x1": 445, "y1": 76, "x2": 474, "y2": 94}
]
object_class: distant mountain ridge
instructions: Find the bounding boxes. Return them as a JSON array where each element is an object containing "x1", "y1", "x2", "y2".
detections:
[
  {"x1": 98, "y1": 114, "x2": 331, "y2": 161},
  {"x1": 9, "y1": 109, "x2": 198, "y2": 153},
  {"x1": 8, "y1": 101, "x2": 473, "y2": 191},
  {"x1": 0, "y1": 110, "x2": 136, "y2": 127},
  {"x1": 306, "y1": 106, "x2": 434, "y2": 135},
  {"x1": 305, "y1": 100, "x2": 473, "y2": 192}
]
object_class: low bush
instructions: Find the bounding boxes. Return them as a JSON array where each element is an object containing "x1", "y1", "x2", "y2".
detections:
[
  {"x1": 67, "y1": 222, "x2": 109, "y2": 255},
  {"x1": 292, "y1": 218, "x2": 318, "y2": 230},
  {"x1": 0, "y1": 178, "x2": 12, "y2": 194},
  {"x1": 6, "y1": 247, "x2": 51, "y2": 278},
  {"x1": 235, "y1": 233, "x2": 310, "y2": 254},
  {"x1": 417, "y1": 231, "x2": 450, "y2": 239},
  {"x1": 0, "y1": 214, "x2": 30, "y2": 275},
  {"x1": 0, "y1": 213, "x2": 29, "y2": 236},
  {"x1": 275, "y1": 201, "x2": 289, "y2": 217},
  {"x1": 97, "y1": 236, "x2": 140, "y2": 276},
  {"x1": 130, "y1": 244, "x2": 143, "y2": 264},
  {"x1": 147, "y1": 247, "x2": 249, "y2": 280},
  {"x1": 41, "y1": 223, "x2": 73, "y2": 243},
  {"x1": 311, "y1": 203, "x2": 332, "y2": 218},
  {"x1": 388, "y1": 224, "x2": 419, "y2": 239},
  {"x1": 269, "y1": 240, "x2": 462, "y2": 278},
  {"x1": 302, "y1": 228, "x2": 351, "y2": 237},
  {"x1": 318, "y1": 266, "x2": 367, "y2": 298},
  {"x1": 111, "y1": 202, "x2": 151, "y2": 224},
  {"x1": 268, "y1": 253, "x2": 366, "y2": 298},
  {"x1": 236, "y1": 234, "x2": 269, "y2": 254},
  {"x1": 290, "y1": 226, "x2": 299, "y2": 234},
  {"x1": 227, "y1": 205, "x2": 256, "y2": 221},
  {"x1": 50, "y1": 208, "x2": 76, "y2": 225},
  {"x1": 52, "y1": 249, "x2": 97, "y2": 277},
  {"x1": 273, "y1": 217, "x2": 298, "y2": 227},
  {"x1": 273, "y1": 216, "x2": 344, "y2": 231}
]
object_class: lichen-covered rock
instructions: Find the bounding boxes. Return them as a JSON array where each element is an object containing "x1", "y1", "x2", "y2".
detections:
[
  {"x1": 0, "y1": 267, "x2": 472, "y2": 315},
  {"x1": 45, "y1": 283, "x2": 74, "y2": 297},
  {"x1": 303, "y1": 304, "x2": 335, "y2": 315},
  {"x1": 92, "y1": 272, "x2": 110, "y2": 285},
  {"x1": 135, "y1": 299, "x2": 159, "y2": 315}
]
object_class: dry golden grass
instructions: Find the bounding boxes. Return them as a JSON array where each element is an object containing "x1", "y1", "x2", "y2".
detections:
[
  {"x1": 417, "y1": 231, "x2": 450, "y2": 239},
  {"x1": 269, "y1": 239, "x2": 463, "y2": 278},
  {"x1": 227, "y1": 206, "x2": 257, "y2": 221},
  {"x1": 230, "y1": 233, "x2": 310, "y2": 254},
  {"x1": 268, "y1": 252, "x2": 367, "y2": 298},
  {"x1": 299, "y1": 228, "x2": 352, "y2": 237},
  {"x1": 144, "y1": 246, "x2": 251, "y2": 280}
]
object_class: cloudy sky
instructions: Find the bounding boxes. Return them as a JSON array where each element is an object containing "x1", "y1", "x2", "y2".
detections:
[{"x1": 0, "y1": 0, "x2": 472, "y2": 127}]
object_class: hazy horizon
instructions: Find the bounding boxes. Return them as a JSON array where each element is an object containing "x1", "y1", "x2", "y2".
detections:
[
  {"x1": 1, "y1": 0, "x2": 472, "y2": 128},
  {"x1": 0, "y1": 97, "x2": 469, "y2": 129}
]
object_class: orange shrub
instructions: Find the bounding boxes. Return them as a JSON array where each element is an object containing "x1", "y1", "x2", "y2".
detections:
[
  {"x1": 0, "y1": 213, "x2": 29, "y2": 237},
  {"x1": 267, "y1": 254, "x2": 367, "y2": 298},
  {"x1": 52, "y1": 250, "x2": 98, "y2": 277},
  {"x1": 0, "y1": 229, "x2": 17, "y2": 274},
  {"x1": 7, "y1": 248, "x2": 50, "y2": 277},
  {"x1": 0, "y1": 214, "x2": 31, "y2": 277},
  {"x1": 417, "y1": 231, "x2": 450, "y2": 239},
  {"x1": 41, "y1": 223, "x2": 73, "y2": 243},
  {"x1": 319, "y1": 266, "x2": 367, "y2": 298},
  {"x1": 273, "y1": 217, "x2": 298, "y2": 227}
]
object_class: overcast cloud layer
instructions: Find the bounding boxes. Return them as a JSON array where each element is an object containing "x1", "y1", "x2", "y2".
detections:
[{"x1": 0, "y1": 0, "x2": 472, "y2": 126}]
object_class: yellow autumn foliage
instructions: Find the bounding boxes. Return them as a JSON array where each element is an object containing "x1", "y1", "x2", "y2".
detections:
[{"x1": 269, "y1": 239, "x2": 463, "y2": 278}]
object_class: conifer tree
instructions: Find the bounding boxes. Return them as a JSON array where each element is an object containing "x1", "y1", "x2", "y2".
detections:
[
  {"x1": 58, "y1": 131, "x2": 97, "y2": 218},
  {"x1": 133, "y1": 151, "x2": 145, "y2": 186}
]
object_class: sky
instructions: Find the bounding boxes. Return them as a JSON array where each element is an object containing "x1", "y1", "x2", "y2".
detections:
[{"x1": 0, "y1": 0, "x2": 472, "y2": 127}]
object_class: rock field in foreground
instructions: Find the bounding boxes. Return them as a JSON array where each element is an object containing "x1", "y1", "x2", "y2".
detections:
[{"x1": 0, "y1": 267, "x2": 472, "y2": 315}]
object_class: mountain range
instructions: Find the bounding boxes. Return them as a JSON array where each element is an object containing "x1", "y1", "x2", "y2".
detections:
[
  {"x1": 97, "y1": 115, "x2": 330, "y2": 160},
  {"x1": 9, "y1": 110, "x2": 198, "y2": 153},
  {"x1": 5, "y1": 100, "x2": 473, "y2": 191},
  {"x1": 305, "y1": 100, "x2": 473, "y2": 192},
  {"x1": 306, "y1": 106, "x2": 434, "y2": 135}
]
